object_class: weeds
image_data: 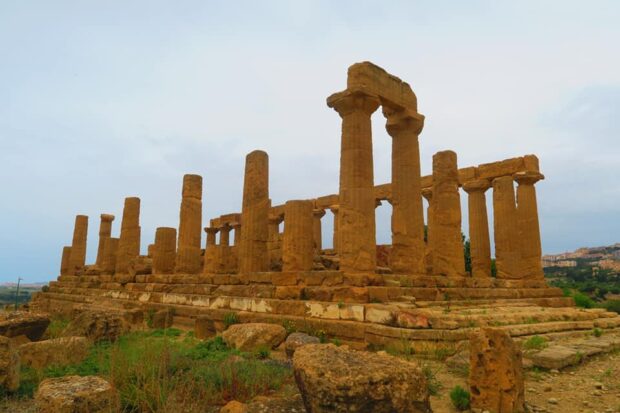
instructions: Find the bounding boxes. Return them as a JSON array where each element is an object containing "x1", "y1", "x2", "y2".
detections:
[
  {"x1": 449, "y1": 385, "x2": 471, "y2": 410},
  {"x1": 522, "y1": 335, "x2": 548, "y2": 351},
  {"x1": 223, "y1": 312, "x2": 240, "y2": 329}
]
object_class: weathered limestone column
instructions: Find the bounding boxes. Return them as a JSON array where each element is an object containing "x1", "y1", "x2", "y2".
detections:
[
  {"x1": 60, "y1": 246, "x2": 72, "y2": 276},
  {"x1": 421, "y1": 188, "x2": 434, "y2": 274},
  {"x1": 153, "y1": 227, "x2": 177, "y2": 274},
  {"x1": 205, "y1": 227, "x2": 218, "y2": 247},
  {"x1": 328, "y1": 91, "x2": 380, "y2": 273},
  {"x1": 95, "y1": 214, "x2": 115, "y2": 266},
  {"x1": 431, "y1": 151, "x2": 465, "y2": 277},
  {"x1": 492, "y1": 176, "x2": 522, "y2": 279},
  {"x1": 203, "y1": 227, "x2": 218, "y2": 274},
  {"x1": 267, "y1": 215, "x2": 283, "y2": 270},
  {"x1": 219, "y1": 224, "x2": 231, "y2": 246},
  {"x1": 175, "y1": 174, "x2": 203, "y2": 274},
  {"x1": 232, "y1": 222, "x2": 241, "y2": 246},
  {"x1": 101, "y1": 238, "x2": 119, "y2": 274},
  {"x1": 384, "y1": 106, "x2": 426, "y2": 274},
  {"x1": 67, "y1": 215, "x2": 88, "y2": 275},
  {"x1": 514, "y1": 171, "x2": 545, "y2": 279},
  {"x1": 238, "y1": 150, "x2": 270, "y2": 273},
  {"x1": 282, "y1": 200, "x2": 315, "y2": 272},
  {"x1": 329, "y1": 205, "x2": 340, "y2": 252},
  {"x1": 312, "y1": 209, "x2": 325, "y2": 254},
  {"x1": 463, "y1": 179, "x2": 492, "y2": 278},
  {"x1": 116, "y1": 197, "x2": 141, "y2": 274}
]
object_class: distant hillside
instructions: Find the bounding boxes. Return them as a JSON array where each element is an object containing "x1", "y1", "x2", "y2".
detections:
[{"x1": 0, "y1": 284, "x2": 46, "y2": 307}]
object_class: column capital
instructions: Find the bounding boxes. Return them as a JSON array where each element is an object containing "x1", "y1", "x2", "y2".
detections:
[
  {"x1": 204, "y1": 227, "x2": 219, "y2": 235},
  {"x1": 100, "y1": 214, "x2": 115, "y2": 222},
  {"x1": 383, "y1": 106, "x2": 425, "y2": 136},
  {"x1": 421, "y1": 188, "x2": 433, "y2": 201},
  {"x1": 327, "y1": 88, "x2": 380, "y2": 118},
  {"x1": 312, "y1": 209, "x2": 326, "y2": 218},
  {"x1": 514, "y1": 171, "x2": 545, "y2": 186},
  {"x1": 328, "y1": 204, "x2": 339, "y2": 213},
  {"x1": 230, "y1": 221, "x2": 241, "y2": 229},
  {"x1": 462, "y1": 179, "x2": 491, "y2": 194}
]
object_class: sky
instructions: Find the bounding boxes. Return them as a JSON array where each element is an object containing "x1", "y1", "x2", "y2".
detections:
[{"x1": 1, "y1": 1, "x2": 619, "y2": 283}]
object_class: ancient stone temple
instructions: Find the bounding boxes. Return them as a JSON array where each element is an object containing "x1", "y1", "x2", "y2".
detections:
[{"x1": 34, "y1": 62, "x2": 620, "y2": 350}]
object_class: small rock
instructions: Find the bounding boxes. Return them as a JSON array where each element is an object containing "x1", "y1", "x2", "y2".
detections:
[
  {"x1": 594, "y1": 381, "x2": 604, "y2": 389},
  {"x1": 284, "y1": 333, "x2": 320, "y2": 358},
  {"x1": 547, "y1": 397, "x2": 558, "y2": 404},
  {"x1": 543, "y1": 384, "x2": 553, "y2": 392},
  {"x1": 35, "y1": 375, "x2": 119, "y2": 412},
  {"x1": 220, "y1": 400, "x2": 248, "y2": 413}
]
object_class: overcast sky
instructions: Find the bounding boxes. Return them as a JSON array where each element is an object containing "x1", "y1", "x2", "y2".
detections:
[{"x1": 1, "y1": 1, "x2": 619, "y2": 283}]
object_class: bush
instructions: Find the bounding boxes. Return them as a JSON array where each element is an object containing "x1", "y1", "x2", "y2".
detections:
[
  {"x1": 523, "y1": 335, "x2": 548, "y2": 350},
  {"x1": 572, "y1": 292, "x2": 595, "y2": 308},
  {"x1": 449, "y1": 385, "x2": 471, "y2": 410},
  {"x1": 601, "y1": 300, "x2": 620, "y2": 314},
  {"x1": 592, "y1": 328, "x2": 603, "y2": 337}
]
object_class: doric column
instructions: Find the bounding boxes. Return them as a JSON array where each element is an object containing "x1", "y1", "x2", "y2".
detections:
[
  {"x1": 60, "y1": 246, "x2": 72, "y2": 276},
  {"x1": 175, "y1": 174, "x2": 203, "y2": 274},
  {"x1": 422, "y1": 188, "x2": 434, "y2": 275},
  {"x1": 329, "y1": 205, "x2": 340, "y2": 252},
  {"x1": 116, "y1": 197, "x2": 141, "y2": 274},
  {"x1": 312, "y1": 209, "x2": 325, "y2": 254},
  {"x1": 203, "y1": 227, "x2": 218, "y2": 274},
  {"x1": 463, "y1": 179, "x2": 492, "y2": 278},
  {"x1": 514, "y1": 171, "x2": 545, "y2": 279},
  {"x1": 267, "y1": 215, "x2": 283, "y2": 270},
  {"x1": 492, "y1": 176, "x2": 522, "y2": 279},
  {"x1": 153, "y1": 227, "x2": 177, "y2": 274},
  {"x1": 232, "y1": 222, "x2": 241, "y2": 246},
  {"x1": 238, "y1": 150, "x2": 270, "y2": 273},
  {"x1": 205, "y1": 227, "x2": 218, "y2": 247},
  {"x1": 384, "y1": 106, "x2": 425, "y2": 274},
  {"x1": 431, "y1": 151, "x2": 465, "y2": 276},
  {"x1": 328, "y1": 90, "x2": 380, "y2": 273},
  {"x1": 101, "y1": 237, "x2": 119, "y2": 274},
  {"x1": 95, "y1": 214, "x2": 115, "y2": 266},
  {"x1": 282, "y1": 200, "x2": 314, "y2": 272},
  {"x1": 219, "y1": 224, "x2": 232, "y2": 246},
  {"x1": 67, "y1": 215, "x2": 88, "y2": 275}
]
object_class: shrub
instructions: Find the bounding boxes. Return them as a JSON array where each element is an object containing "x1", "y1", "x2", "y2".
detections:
[
  {"x1": 450, "y1": 385, "x2": 471, "y2": 410},
  {"x1": 572, "y1": 292, "x2": 595, "y2": 309},
  {"x1": 421, "y1": 364, "x2": 442, "y2": 396},
  {"x1": 601, "y1": 300, "x2": 620, "y2": 314},
  {"x1": 592, "y1": 328, "x2": 603, "y2": 337},
  {"x1": 223, "y1": 312, "x2": 240, "y2": 329},
  {"x1": 523, "y1": 335, "x2": 548, "y2": 350},
  {"x1": 46, "y1": 317, "x2": 70, "y2": 339}
]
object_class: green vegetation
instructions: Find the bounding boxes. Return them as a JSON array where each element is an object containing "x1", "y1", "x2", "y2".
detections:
[
  {"x1": 592, "y1": 327, "x2": 603, "y2": 337},
  {"x1": 449, "y1": 385, "x2": 471, "y2": 410},
  {"x1": 223, "y1": 312, "x2": 240, "y2": 329},
  {"x1": 522, "y1": 335, "x2": 548, "y2": 351},
  {"x1": 46, "y1": 317, "x2": 70, "y2": 339},
  {"x1": 6, "y1": 330, "x2": 292, "y2": 411},
  {"x1": 0, "y1": 285, "x2": 41, "y2": 307},
  {"x1": 421, "y1": 363, "x2": 443, "y2": 396}
]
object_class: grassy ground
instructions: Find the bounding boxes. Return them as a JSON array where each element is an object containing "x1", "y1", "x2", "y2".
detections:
[{"x1": 1, "y1": 327, "x2": 293, "y2": 413}]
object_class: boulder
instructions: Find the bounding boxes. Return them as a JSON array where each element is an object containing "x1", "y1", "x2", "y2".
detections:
[
  {"x1": 35, "y1": 375, "x2": 119, "y2": 413},
  {"x1": 19, "y1": 337, "x2": 90, "y2": 369},
  {"x1": 284, "y1": 332, "x2": 320, "y2": 358},
  {"x1": 63, "y1": 310, "x2": 129, "y2": 343},
  {"x1": 0, "y1": 336, "x2": 20, "y2": 392},
  {"x1": 220, "y1": 400, "x2": 248, "y2": 413},
  {"x1": 469, "y1": 328, "x2": 524, "y2": 413},
  {"x1": 222, "y1": 323, "x2": 287, "y2": 352},
  {"x1": 293, "y1": 343, "x2": 431, "y2": 412},
  {"x1": 0, "y1": 311, "x2": 50, "y2": 341}
]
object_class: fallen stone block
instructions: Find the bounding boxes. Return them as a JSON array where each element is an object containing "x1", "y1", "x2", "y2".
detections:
[
  {"x1": 19, "y1": 337, "x2": 90, "y2": 370},
  {"x1": 222, "y1": 323, "x2": 287, "y2": 352},
  {"x1": 63, "y1": 310, "x2": 129, "y2": 343},
  {"x1": 293, "y1": 343, "x2": 431, "y2": 412},
  {"x1": 284, "y1": 332, "x2": 320, "y2": 358},
  {"x1": 529, "y1": 345, "x2": 580, "y2": 370},
  {"x1": 35, "y1": 375, "x2": 119, "y2": 413},
  {"x1": 0, "y1": 311, "x2": 50, "y2": 341}
]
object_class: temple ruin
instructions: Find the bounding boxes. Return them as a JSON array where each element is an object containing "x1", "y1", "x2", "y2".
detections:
[{"x1": 33, "y1": 62, "x2": 620, "y2": 350}]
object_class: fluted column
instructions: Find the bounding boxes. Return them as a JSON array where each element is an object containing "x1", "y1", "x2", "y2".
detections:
[
  {"x1": 463, "y1": 179, "x2": 492, "y2": 278},
  {"x1": 101, "y1": 238, "x2": 119, "y2": 274},
  {"x1": 95, "y1": 214, "x2": 115, "y2": 266},
  {"x1": 232, "y1": 222, "x2": 241, "y2": 246},
  {"x1": 328, "y1": 90, "x2": 380, "y2": 273},
  {"x1": 205, "y1": 227, "x2": 218, "y2": 247},
  {"x1": 239, "y1": 150, "x2": 270, "y2": 273},
  {"x1": 514, "y1": 171, "x2": 545, "y2": 279},
  {"x1": 431, "y1": 151, "x2": 465, "y2": 276},
  {"x1": 60, "y1": 246, "x2": 72, "y2": 276},
  {"x1": 282, "y1": 200, "x2": 314, "y2": 272},
  {"x1": 67, "y1": 215, "x2": 88, "y2": 275},
  {"x1": 203, "y1": 227, "x2": 218, "y2": 274},
  {"x1": 219, "y1": 224, "x2": 231, "y2": 246},
  {"x1": 312, "y1": 209, "x2": 325, "y2": 254},
  {"x1": 421, "y1": 188, "x2": 434, "y2": 275},
  {"x1": 116, "y1": 197, "x2": 141, "y2": 274},
  {"x1": 175, "y1": 174, "x2": 203, "y2": 274},
  {"x1": 384, "y1": 106, "x2": 425, "y2": 274},
  {"x1": 153, "y1": 227, "x2": 177, "y2": 274},
  {"x1": 492, "y1": 176, "x2": 522, "y2": 279}
]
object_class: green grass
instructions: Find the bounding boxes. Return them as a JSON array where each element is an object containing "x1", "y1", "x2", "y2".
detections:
[
  {"x1": 449, "y1": 385, "x2": 471, "y2": 410},
  {"x1": 9, "y1": 330, "x2": 292, "y2": 412},
  {"x1": 522, "y1": 335, "x2": 548, "y2": 351},
  {"x1": 46, "y1": 316, "x2": 70, "y2": 339},
  {"x1": 223, "y1": 312, "x2": 240, "y2": 329}
]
